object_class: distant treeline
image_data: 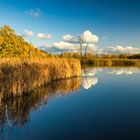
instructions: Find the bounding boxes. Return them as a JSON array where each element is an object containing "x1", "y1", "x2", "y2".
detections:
[
  {"x1": 56, "y1": 52, "x2": 140, "y2": 60},
  {"x1": 80, "y1": 59, "x2": 139, "y2": 67},
  {"x1": 53, "y1": 52, "x2": 140, "y2": 66}
]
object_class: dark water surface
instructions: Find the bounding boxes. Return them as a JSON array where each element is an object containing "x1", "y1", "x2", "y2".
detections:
[{"x1": 0, "y1": 67, "x2": 140, "y2": 140}]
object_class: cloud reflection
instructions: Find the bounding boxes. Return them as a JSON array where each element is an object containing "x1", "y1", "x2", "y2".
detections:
[
  {"x1": 82, "y1": 77, "x2": 98, "y2": 89},
  {"x1": 82, "y1": 68, "x2": 99, "y2": 89},
  {"x1": 108, "y1": 68, "x2": 140, "y2": 75}
]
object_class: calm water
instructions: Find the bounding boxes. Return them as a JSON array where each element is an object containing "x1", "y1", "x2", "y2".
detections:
[{"x1": 0, "y1": 67, "x2": 140, "y2": 140}]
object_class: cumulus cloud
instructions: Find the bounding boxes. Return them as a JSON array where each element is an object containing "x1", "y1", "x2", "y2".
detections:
[
  {"x1": 53, "y1": 41, "x2": 78, "y2": 51},
  {"x1": 37, "y1": 33, "x2": 52, "y2": 39},
  {"x1": 23, "y1": 29, "x2": 34, "y2": 37},
  {"x1": 81, "y1": 30, "x2": 99, "y2": 43},
  {"x1": 52, "y1": 41, "x2": 96, "y2": 52},
  {"x1": 26, "y1": 9, "x2": 42, "y2": 17},
  {"x1": 61, "y1": 30, "x2": 99, "y2": 52},
  {"x1": 63, "y1": 34, "x2": 79, "y2": 43},
  {"x1": 108, "y1": 45, "x2": 140, "y2": 54},
  {"x1": 82, "y1": 77, "x2": 98, "y2": 89},
  {"x1": 38, "y1": 42, "x2": 78, "y2": 52},
  {"x1": 63, "y1": 30, "x2": 99, "y2": 43}
]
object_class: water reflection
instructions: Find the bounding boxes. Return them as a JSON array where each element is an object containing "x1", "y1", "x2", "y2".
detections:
[
  {"x1": 82, "y1": 68, "x2": 98, "y2": 89},
  {"x1": 82, "y1": 77, "x2": 98, "y2": 89},
  {"x1": 81, "y1": 67, "x2": 140, "y2": 89},
  {"x1": 82, "y1": 67, "x2": 103, "y2": 77},
  {"x1": 0, "y1": 77, "x2": 81, "y2": 132},
  {"x1": 107, "y1": 67, "x2": 140, "y2": 75},
  {"x1": 1, "y1": 67, "x2": 140, "y2": 134}
]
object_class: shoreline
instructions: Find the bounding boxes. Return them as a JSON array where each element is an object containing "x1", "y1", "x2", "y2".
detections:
[{"x1": 81, "y1": 58, "x2": 140, "y2": 67}]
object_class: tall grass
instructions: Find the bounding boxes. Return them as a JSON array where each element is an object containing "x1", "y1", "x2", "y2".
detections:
[{"x1": 0, "y1": 58, "x2": 81, "y2": 97}]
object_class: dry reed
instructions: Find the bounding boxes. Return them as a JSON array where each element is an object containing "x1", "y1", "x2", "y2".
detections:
[{"x1": 0, "y1": 58, "x2": 81, "y2": 97}]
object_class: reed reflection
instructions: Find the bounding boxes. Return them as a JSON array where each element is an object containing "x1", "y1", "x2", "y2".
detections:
[{"x1": 0, "y1": 77, "x2": 81, "y2": 132}]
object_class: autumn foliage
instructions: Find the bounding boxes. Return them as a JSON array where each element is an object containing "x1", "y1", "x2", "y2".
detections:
[{"x1": 0, "y1": 25, "x2": 47, "y2": 57}]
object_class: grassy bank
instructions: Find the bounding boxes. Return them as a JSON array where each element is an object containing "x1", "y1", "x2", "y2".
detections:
[
  {"x1": 0, "y1": 58, "x2": 81, "y2": 97},
  {"x1": 81, "y1": 58, "x2": 140, "y2": 67}
]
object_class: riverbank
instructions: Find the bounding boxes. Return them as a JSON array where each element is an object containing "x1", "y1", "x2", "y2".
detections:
[
  {"x1": 81, "y1": 58, "x2": 140, "y2": 67},
  {"x1": 0, "y1": 58, "x2": 81, "y2": 97}
]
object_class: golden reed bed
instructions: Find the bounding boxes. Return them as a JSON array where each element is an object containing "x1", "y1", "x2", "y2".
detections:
[{"x1": 0, "y1": 58, "x2": 81, "y2": 97}]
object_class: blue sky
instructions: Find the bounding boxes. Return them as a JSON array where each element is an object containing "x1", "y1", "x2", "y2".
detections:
[{"x1": 0, "y1": 0, "x2": 140, "y2": 53}]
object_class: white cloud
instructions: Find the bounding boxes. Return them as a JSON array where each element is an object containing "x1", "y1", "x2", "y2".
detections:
[
  {"x1": 81, "y1": 30, "x2": 99, "y2": 43},
  {"x1": 63, "y1": 34, "x2": 79, "y2": 43},
  {"x1": 38, "y1": 42, "x2": 79, "y2": 53},
  {"x1": 38, "y1": 30, "x2": 98, "y2": 53},
  {"x1": 108, "y1": 45, "x2": 140, "y2": 54},
  {"x1": 53, "y1": 41, "x2": 78, "y2": 51},
  {"x1": 61, "y1": 31, "x2": 98, "y2": 52},
  {"x1": 23, "y1": 29, "x2": 34, "y2": 37},
  {"x1": 26, "y1": 9, "x2": 42, "y2": 17},
  {"x1": 37, "y1": 33, "x2": 52, "y2": 39},
  {"x1": 63, "y1": 30, "x2": 99, "y2": 43},
  {"x1": 53, "y1": 41, "x2": 96, "y2": 51}
]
